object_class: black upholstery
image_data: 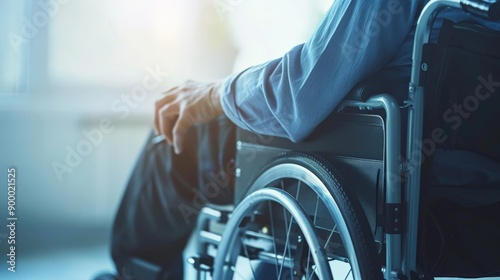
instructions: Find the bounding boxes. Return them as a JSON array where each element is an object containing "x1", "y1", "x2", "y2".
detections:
[
  {"x1": 422, "y1": 20, "x2": 500, "y2": 161},
  {"x1": 234, "y1": 113, "x2": 386, "y2": 235},
  {"x1": 419, "y1": 19, "x2": 500, "y2": 277}
]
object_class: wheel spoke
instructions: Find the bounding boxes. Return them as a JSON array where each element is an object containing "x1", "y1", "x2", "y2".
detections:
[
  {"x1": 343, "y1": 268, "x2": 352, "y2": 280},
  {"x1": 306, "y1": 263, "x2": 319, "y2": 280},
  {"x1": 268, "y1": 201, "x2": 280, "y2": 278},
  {"x1": 324, "y1": 224, "x2": 337, "y2": 250},
  {"x1": 278, "y1": 209, "x2": 294, "y2": 279},
  {"x1": 306, "y1": 232, "x2": 314, "y2": 275},
  {"x1": 230, "y1": 265, "x2": 247, "y2": 280},
  {"x1": 242, "y1": 238, "x2": 257, "y2": 280},
  {"x1": 313, "y1": 194, "x2": 319, "y2": 225},
  {"x1": 295, "y1": 180, "x2": 301, "y2": 199},
  {"x1": 307, "y1": 194, "x2": 320, "y2": 279},
  {"x1": 305, "y1": 249, "x2": 312, "y2": 279}
]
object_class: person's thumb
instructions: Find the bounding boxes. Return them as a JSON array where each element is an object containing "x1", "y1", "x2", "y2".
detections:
[{"x1": 172, "y1": 115, "x2": 190, "y2": 154}]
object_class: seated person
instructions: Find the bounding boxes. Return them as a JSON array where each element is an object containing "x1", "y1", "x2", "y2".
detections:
[{"x1": 97, "y1": 0, "x2": 498, "y2": 279}]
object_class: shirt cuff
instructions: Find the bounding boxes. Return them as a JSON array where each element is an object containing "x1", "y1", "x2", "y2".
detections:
[{"x1": 219, "y1": 69, "x2": 253, "y2": 131}]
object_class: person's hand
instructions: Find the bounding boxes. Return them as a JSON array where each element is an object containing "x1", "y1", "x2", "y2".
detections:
[{"x1": 154, "y1": 80, "x2": 224, "y2": 154}]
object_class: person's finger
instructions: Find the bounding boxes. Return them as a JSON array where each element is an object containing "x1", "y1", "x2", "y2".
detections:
[
  {"x1": 172, "y1": 112, "x2": 191, "y2": 154},
  {"x1": 154, "y1": 108, "x2": 161, "y2": 135},
  {"x1": 163, "y1": 86, "x2": 178, "y2": 94},
  {"x1": 158, "y1": 87, "x2": 180, "y2": 104},
  {"x1": 154, "y1": 94, "x2": 177, "y2": 134},
  {"x1": 161, "y1": 115, "x2": 178, "y2": 145},
  {"x1": 159, "y1": 104, "x2": 179, "y2": 145}
]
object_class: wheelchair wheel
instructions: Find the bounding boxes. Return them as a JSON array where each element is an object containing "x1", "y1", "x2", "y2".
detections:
[{"x1": 213, "y1": 153, "x2": 382, "y2": 279}]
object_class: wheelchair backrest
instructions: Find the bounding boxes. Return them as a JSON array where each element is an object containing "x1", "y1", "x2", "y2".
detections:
[{"x1": 422, "y1": 19, "x2": 500, "y2": 161}]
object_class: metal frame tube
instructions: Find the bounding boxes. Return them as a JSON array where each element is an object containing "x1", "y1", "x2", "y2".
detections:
[
  {"x1": 342, "y1": 93, "x2": 402, "y2": 279},
  {"x1": 405, "y1": 0, "x2": 461, "y2": 275}
]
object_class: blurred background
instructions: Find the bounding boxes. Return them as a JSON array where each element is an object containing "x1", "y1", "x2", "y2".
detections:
[{"x1": 0, "y1": 0, "x2": 329, "y2": 279}]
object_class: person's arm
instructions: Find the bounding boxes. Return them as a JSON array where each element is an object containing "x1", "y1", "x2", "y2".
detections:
[
  {"x1": 155, "y1": 0, "x2": 421, "y2": 153},
  {"x1": 220, "y1": 0, "x2": 420, "y2": 142}
]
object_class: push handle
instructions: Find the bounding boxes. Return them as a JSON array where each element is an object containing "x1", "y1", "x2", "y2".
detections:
[{"x1": 460, "y1": 0, "x2": 500, "y2": 21}]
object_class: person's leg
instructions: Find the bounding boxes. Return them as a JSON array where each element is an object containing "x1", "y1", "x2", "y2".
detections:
[{"x1": 111, "y1": 115, "x2": 236, "y2": 279}]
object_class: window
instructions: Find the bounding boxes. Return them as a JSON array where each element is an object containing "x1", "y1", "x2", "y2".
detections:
[
  {"x1": 1, "y1": 0, "x2": 332, "y2": 95},
  {"x1": 0, "y1": 0, "x2": 29, "y2": 94}
]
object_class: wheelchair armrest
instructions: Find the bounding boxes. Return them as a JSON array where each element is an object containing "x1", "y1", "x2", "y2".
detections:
[{"x1": 345, "y1": 76, "x2": 394, "y2": 102}]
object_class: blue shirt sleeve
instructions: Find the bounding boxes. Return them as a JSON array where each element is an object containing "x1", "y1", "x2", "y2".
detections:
[{"x1": 220, "y1": 0, "x2": 421, "y2": 142}]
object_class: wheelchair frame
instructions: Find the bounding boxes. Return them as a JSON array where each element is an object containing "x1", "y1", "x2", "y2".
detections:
[{"x1": 189, "y1": 0, "x2": 500, "y2": 279}]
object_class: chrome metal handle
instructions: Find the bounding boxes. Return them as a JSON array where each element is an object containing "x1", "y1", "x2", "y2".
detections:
[{"x1": 460, "y1": 0, "x2": 500, "y2": 21}]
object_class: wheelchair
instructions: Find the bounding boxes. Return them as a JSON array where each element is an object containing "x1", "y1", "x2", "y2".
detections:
[{"x1": 188, "y1": 0, "x2": 500, "y2": 279}]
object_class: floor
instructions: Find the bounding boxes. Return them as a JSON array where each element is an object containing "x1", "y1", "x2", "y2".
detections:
[
  {"x1": 0, "y1": 245, "x2": 113, "y2": 280},
  {"x1": 0, "y1": 226, "x2": 114, "y2": 280},
  {"x1": 0, "y1": 229, "x2": 497, "y2": 280}
]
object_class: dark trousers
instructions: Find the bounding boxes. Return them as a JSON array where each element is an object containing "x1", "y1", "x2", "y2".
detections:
[{"x1": 111, "y1": 115, "x2": 236, "y2": 279}]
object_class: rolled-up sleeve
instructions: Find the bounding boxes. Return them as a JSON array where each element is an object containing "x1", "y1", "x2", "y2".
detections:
[{"x1": 221, "y1": 0, "x2": 420, "y2": 142}]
